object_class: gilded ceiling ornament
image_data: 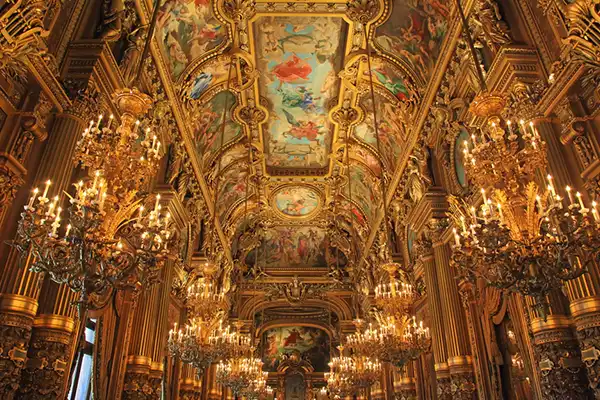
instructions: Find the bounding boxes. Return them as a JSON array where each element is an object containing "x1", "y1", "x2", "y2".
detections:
[{"x1": 345, "y1": 0, "x2": 380, "y2": 25}]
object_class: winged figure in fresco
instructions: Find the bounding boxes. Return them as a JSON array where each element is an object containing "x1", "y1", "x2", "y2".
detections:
[{"x1": 281, "y1": 109, "x2": 323, "y2": 141}]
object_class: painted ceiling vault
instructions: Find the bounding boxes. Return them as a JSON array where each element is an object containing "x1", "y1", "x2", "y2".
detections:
[{"x1": 153, "y1": 0, "x2": 452, "y2": 280}]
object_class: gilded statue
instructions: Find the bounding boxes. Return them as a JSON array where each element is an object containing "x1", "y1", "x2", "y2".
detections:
[{"x1": 99, "y1": 0, "x2": 126, "y2": 41}]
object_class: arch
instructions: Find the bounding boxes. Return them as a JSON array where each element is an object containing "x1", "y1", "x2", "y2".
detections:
[{"x1": 239, "y1": 296, "x2": 353, "y2": 322}]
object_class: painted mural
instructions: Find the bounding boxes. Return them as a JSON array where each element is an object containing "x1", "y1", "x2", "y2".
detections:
[
  {"x1": 350, "y1": 146, "x2": 382, "y2": 177},
  {"x1": 345, "y1": 164, "x2": 378, "y2": 221},
  {"x1": 156, "y1": 0, "x2": 226, "y2": 79},
  {"x1": 216, "y1": 165, "x2": 248, "y2": 222},
  {"x1": 187, "y1": 60, "x2": 233, "y2": 100},
  {"x1": 454, "y1": 129, "x2": 470, "y2": 187},
  {"x1": 273, "y1": 187, "x2": 320, "y2": 217},
  {"x1": 262, "y1": 326, "x2": 330, "y2": 372},
  {"x1": 363, "y1": 59, "x2": 412, "y2": 101},
  {"x1": 375, "y1": 0, "x2": 449, "y2": 82},
  {"x1": 254, "y1": 16, "x2": 345, "y2": 170},
  {"x1": 246, "y1": 227, "x2": 327, "y2": 268},
  {"x1": 353, "y1": 94, "x2": 405, "y2": 170},
  {"x1": 193, "y1": 91, "x2": 242, "y2": 162}
]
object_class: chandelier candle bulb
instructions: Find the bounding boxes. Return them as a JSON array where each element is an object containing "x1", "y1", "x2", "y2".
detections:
[
  {"x1": 96, "y1": 115, "x2": 103, "y2": 129},
  {"x1": 497, "y1": 203, "x2": 503, "y2": 221},
  {"x1": 42, "y1": 180, "x2": 51, "y2": 200},
  {"x1": 576, "y1": 192, "x2": 586, "y2": 211},
  {"x1": 566, "y1": 186, "x2": 574, "y2": 205},
  {"x1": 65, "y1": 224, "x2": 71, "y2": 239},
  {"x1": 154, "y1": 194, "x2": 160, "y2": 213},
  {"x1": 453, "y1": 228, "x2": 461, "y2": 247},
  {"x1": 27, "y1": 188, "x2": 39, "y2": 208}
]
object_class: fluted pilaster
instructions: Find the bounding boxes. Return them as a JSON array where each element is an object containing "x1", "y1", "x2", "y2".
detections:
[{"x1": 429, "y1": 220, "x2": 476, "y2": 400}]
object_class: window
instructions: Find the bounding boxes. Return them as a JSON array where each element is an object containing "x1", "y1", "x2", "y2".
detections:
[{"x1": 68, "y1": 318, "x2": 96, "y2": 400}]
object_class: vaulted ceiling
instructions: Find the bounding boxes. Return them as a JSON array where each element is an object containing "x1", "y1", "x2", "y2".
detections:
[{"x1": 148, "y1": 0, "x2": 452, "y2": 280}]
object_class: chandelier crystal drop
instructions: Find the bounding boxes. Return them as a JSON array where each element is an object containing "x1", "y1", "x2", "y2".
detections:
[{"x1": 12, "y1": 89, "x2": 176, "y2": 311}]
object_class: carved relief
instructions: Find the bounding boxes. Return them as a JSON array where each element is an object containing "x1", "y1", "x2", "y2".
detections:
[
  {"x1": 0, "y1": 312, "x2": 33, "y2": 399},
  {"x1": 17, "y1": 327, "x2": 73, "y2": 399}
]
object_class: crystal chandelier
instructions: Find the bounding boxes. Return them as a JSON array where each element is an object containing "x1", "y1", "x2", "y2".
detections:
[
  {"x1": 327, "y1": 346, "x2": 359, "y2": 396},
  {"x1": 168, "y1": 320, "x2": 250, "y2": 374},
  {"x1": 346, "y1": 316, "x2": 430, "y2": 368},
  {"x1": 328, "y1": 345, "x2": 382, "y2": 391},
  {"x1": 450, "y1": 181, "x2": 597, "y2": 317},
  {"x1": 185, "y1": 269, "x2": 229, "y2": 322},
  {"x1": 243, "y1": 370, "x2": 273, "y2": 400},
  {"x1": 374, "y1": 262, "x2": 416, "y2": 317},
  {"x1": 325, "y1": 370, "x2": 353, "y2": 398},
  {"x1": 13, "y1": 90, "x2": 175, "y2": 310},
  {"x1": 10, "y1": 2, "x2": 173, "y2": 311},
  {"x1": 446, "y1": 0, "x2": 600, "y2": 318},
  {"x1": 216, "y1": 352, "x2": 264, "y2": 395}
]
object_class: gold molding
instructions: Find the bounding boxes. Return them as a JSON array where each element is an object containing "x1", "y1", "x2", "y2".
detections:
[
  {"x1": 0, "y1": 294, "x2": 38, "y2": 317},
  {"x1": 530, "y1": 315, "x2": 572, "y2": 334},
  {"x1": 33, "y1": 314, "x2": 75, "y2": 332},
  {"x1": 570, "y1": 296, "x2": 600, "y2": 318}
]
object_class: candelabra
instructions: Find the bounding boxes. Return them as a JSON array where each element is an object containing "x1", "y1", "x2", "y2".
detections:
[
  {"x1": 168, "y1": 320, "x2": 251, "y2": 374},
  {"x1": 374, "y1": 262, "x2": 416, "y2": 318},
  {"x1": 450, "y1": 179, "x2": 599, "y2": 318},
  {"x1": 346, "y1": 316, "x2": 430, "y2": 368},
  {"x1": 12, "y1": 88, "x2": 173, "y2": 311}
]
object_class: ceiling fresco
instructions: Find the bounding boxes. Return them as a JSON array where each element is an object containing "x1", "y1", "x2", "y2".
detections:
[
  {"x1": 253, "y1": 16, "x2": 346, "y2": 173},
  {"x1": 245, "y1": 226, "x2": 333, "y2": 269},
  {"x1": 272, "y1": 186, "x2": 322, "y2": 218},
  {"x1": 190, "y1": 90, "x2": 243, "y2": 166},
  {"x1": 158, "y1": 0, "x2": 454, "y2": 278},
  {"x1": 375, "y1": 0, "x2": 449, "y2": 84},
  {"x1": 156, "y1": 0, "x2": 228, "y2": 80}
]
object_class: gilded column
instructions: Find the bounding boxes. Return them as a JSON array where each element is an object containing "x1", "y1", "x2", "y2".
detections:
[
  {"x1": 416, "y1": 237, "x2": 450, "y2": 398},
  {"x1": 394, "y1": 365, "x2": 417, "y2": 400},
  {"x1": 179, "y1": 364, "x2": 196, "y2": 400},
  {"x1": 122, "y1": 285, "x2": 161, "y2": 399},
  {"x1": 565, "y1": 273, "x2": 600, "y2": 397},
  {"x1": 429, "y1": 220, "x2": 476, "y2": 400},
  {"x1": 0, "y1": 96, "x2": 93, "y2": 400},
  {"x1": 15, "y1": 96, "x2": 97, "y2": 400},
  {"x1": 529, "y1": 312, "x2": 590, "y2": 399},
  {"x1": 149, "y1": 259, "x2": 176, "y2": 397},
  {"x1": 535, "y1": 117, "x2": 600, "y2": 397}
]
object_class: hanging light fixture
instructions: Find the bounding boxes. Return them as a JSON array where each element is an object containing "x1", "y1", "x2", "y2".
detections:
[
  {"x1": 448, "y1": 0, "x2": 599, "y2": 318},
  {"x1": 346, "y1": 316, "x2": 430, "y2": 368},
  {"x1": 216, "y1": 347, "x2": 263, "y2": 396},
  {"x1": 326, "y1": 345, "x2": 359, "y2": 397},
  {"x1": 11, "y1": 0, "x2": 179, "y2": 311}
]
